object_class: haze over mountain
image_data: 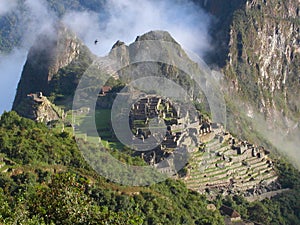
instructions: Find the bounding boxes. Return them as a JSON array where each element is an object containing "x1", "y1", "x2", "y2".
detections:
[
  {"x1": 3, "y1": 0, "x2": 299, "y2": 168},
  {"x1": 0, "y1": 0, "x2": 211, "y2": 114}
]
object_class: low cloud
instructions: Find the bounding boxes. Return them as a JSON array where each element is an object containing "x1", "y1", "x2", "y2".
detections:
[
  {"x1": 62, "y1": 10, "x2": 102, "y2": 50},
  {"x1": 63, "y1": 0, "x2": 212, "y2": 56},
  {"x1": 21, "y1": 0, "x2": 57, "y2": 48},
  {"x1": 0, "y1": 0, "x2": 299, "y2": 171},
  {"x1": 0, "y1": 0, "x2": 56, "y2": 114},
  {"x1": 252, "y1": 112, "x2": 300, "y2": 170},
  {"x1": 224, "y1": 87, "x2": 300, "y2": 170},
  {"x1": 0, "y1": 0, "x2": 18, "y2": 16}
]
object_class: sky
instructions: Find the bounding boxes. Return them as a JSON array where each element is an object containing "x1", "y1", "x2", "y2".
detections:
[{"x1": 0, "y1": 0, "x2": 213, "y2": 114}]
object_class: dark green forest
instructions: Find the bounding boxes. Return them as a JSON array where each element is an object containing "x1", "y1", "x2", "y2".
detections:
[
  {"x1": 0, "y1": 111, "x2": 299, "y2": 224},
  {"x1": 0, "y1": 111, "x2": 224, "y2": 224}
]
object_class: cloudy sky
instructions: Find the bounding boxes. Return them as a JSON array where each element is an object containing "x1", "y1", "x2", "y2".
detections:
[{"x1": 0, "y1": 0, "x2": 212, "y2": 114}]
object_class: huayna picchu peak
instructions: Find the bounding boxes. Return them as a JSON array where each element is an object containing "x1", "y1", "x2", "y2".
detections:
[{"x1": 13, "y1": 23, "x2": 94, "y2": 112}]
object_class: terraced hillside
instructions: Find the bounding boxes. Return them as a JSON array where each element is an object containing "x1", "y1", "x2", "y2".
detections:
[
  {"x1": 120, "y1": 94, "x2": 280, "y2": 198},
  {"x1": 184, "y1": 127, "x2": 279, "y2": 197}
]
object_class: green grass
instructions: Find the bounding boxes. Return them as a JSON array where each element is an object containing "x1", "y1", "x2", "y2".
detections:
[
  {"x1": 68, "y1": 109, "x2": 125, "y2": 150},
  {"x1": 95, "y1": 109, "x2": 111, "y2": 129}
]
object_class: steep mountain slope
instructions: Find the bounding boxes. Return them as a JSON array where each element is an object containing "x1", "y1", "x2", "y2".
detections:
[
  {"x1": 191, "y1": 0, "x2": 300, "y2": 169},
  {"x1": 3, "y1": 2, "x2": 300, "y2": 224},
  {"x1": 193, "y1": 0, "x2": 248, "y2": 67},
  {"x1": 0, "y1": 111, "x2": 225, "y2": 224},
  {"x1": 198, "y1": 0, "x2": 299, "y2": 124},
  {"x1": 7, "y1": 0, "x2": 300, "y2": 140},
  {"x1": 226, "y1": 0, "x2": 299, "y2": 120},
  {"x1": 13, "y1": 25, "x2": 282, "y2": 199},
  {"x1": 13, "y1": 23, "x2": 94, "y2": 113}
]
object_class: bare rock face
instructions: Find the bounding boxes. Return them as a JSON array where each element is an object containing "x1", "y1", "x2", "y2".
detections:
[
  {"x1": 134, "y1": 30, "x2": 178, "y2": 43},
  {"x1": 47, "y1": 25, "x2": 82, "y2": 81},
  {"x1": 108, "y1": 30, "x2": 180, "y2": 66},
  {"x1": 105, "y1": 30, "x2": 200, "y2": 100},
  {"x1": 12, "y1": 23, "x2": 83, "y2": 110},
  {"x1": 226, "y1": 0, "x2": 299, "y2": 120},
  {"x1": 197, "y1": 0, "x2": 299, "y2": 122},
  {"x1": 16, "y1": 92, "x2": 62, "y2": 123}
]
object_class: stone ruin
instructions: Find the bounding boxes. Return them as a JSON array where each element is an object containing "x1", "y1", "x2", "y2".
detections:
[
  {"x1": 127, "y1": 94, "x2": 280, "y2": 199},
  {"x1": 15, "y1": 92, "x2": 63, "y2": 124},
  {"x1": 129, "y1": 95, "x2": 212, "y2": 176},
  {"x1": 185, "y1": 127, "x2": 280, "y2": 198}
]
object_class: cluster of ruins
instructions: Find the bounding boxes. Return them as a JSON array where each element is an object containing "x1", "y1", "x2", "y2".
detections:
[
  {"x1": 185, "y1": 125, "x2": 279, "y2": 197},
  {"x1": 129, "y1": 96, "x2": 183, "y2": 173},
  {"x1": 128, "y1": 94, "x2": 279, "y2": 197}
]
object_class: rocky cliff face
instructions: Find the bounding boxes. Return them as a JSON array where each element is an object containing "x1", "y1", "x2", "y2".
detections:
[
  {"x1": 12, "y1": 23, "x2": 89, "y2": 110},
  {"x1": 226, "y1": 0, "x2": 299, "y2": 120},
  {"x1": 194, "y1": 0, "x2": 247, "y2": 67},
  {"x1": 198, "y1": 0, "x2": 299, "y2": 128},
  {"x1": 107, "y1": 30, "x2": 204, "y2": 101}
]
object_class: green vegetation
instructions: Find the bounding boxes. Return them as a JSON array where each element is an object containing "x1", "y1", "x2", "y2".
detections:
[
  {"x1": 2, "y1": 1, "x2": 300, "y2": 223},
  {"x1": 0, "y1": 111, "x2": 299, "y2": 224},
  {"x1": 49, "y1": 45, "x2": 94, "y2": 109},
  {"x1": 0, "y1": 111, "x2": 226, "y2": 224},
  {"x1": 217, "y1": 185, "x2": 300, "y2": 225},
  {"x1": 0, "y1": 111, "x2": 85, "y2": 167},
  {"x1": 213, "y1": 156, "x2": 300, "y2": 225},
  {"x1": 224, "y1": 0, "x2": 300, "y2": 121}
]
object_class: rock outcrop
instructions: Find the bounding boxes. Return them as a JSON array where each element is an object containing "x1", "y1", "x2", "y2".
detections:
[
  {"x1": 198, "y1": 0, "x2": 299, "y2": 122},
  {"x1": 16, "y1": 92, "x2": 63, "y2": 123},
  {"x1": 12, "y1": 23, "x2": 91, "y2": 110},
  {"x1": 226, "y1": 0, "x2": 299, "y2": 119}
]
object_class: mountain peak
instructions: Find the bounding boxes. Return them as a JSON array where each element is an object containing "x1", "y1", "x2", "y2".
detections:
[
  {"x1": 111, "y1": 40, "x2": 126, "y2": 49},
  {"x1": 12, "y1": 22, "x2": 94, "y2": 115},
  {"x1": 135, "y1": 30, "x2": 178, "y2": 44}
]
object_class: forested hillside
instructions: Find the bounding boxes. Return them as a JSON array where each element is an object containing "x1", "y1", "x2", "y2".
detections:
[
  {"x1": 0, "y1": 111, "x2": 225, "y2": 225},
  {"x1": 0, "y1": 111, "x2": 299, "y2": 224}
]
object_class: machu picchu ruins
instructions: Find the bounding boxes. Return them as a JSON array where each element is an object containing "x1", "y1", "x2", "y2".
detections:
[
  {"x1": 185, "y1": 130, "x2": 279, "y2": 198},
  {"x1": 127, "y1": 94, "x2": 280, "y2": 198}
]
